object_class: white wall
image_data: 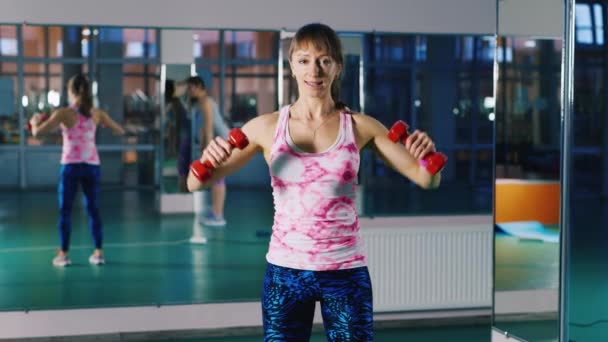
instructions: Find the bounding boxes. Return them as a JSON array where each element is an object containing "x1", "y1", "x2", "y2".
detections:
[
  {"x1": 161, "y1": 30, "x2": 195, "y2": 64},
  {"x1": 1, "y1": 0, "x2": 496, "y2": 34},
  {"x1": 499, "y1": 0, "x2": 564, "y2": 38},
  {"x1": 0, "y1": 0, "x2": 565, "y2": 37}
]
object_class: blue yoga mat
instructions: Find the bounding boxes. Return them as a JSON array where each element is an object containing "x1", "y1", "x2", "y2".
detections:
[{"x1": 496, "y1": 221, "x2": 559, "y2": 243}]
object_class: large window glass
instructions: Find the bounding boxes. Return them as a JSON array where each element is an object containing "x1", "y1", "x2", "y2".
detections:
[
  {"x1": 193, "y1": 30, "x2": 221, "y2": 59},
  {"x1": 0, "y1": 24, "x2": 159, "y2": 187},
  {"x1": 95, "y1": 27, "x2": 160, "y2": 147},
  {"x1": 0, "y1": 26, "x2": 18, "y2": 56},
  {"x1": 23, "y1": 26, "x2": 90, "y2": 59},
  {"x1": 492, "y1": 37, "x2": 562, "y2": 342},
  {"x1": 567, "y1": 3, "x2": 608, "y2": 341},
  {"x1": 0, "y1": 62, "x2": 18, "y2": 145},
  {"x1": 195, "y1": 30, "x2": 278, "y2": 126},
  {"x1": 362, "y1": 34, "x2": 494, "y2": 216},
  {"x1": 23, "y1": 62, "x2": 88, "y2": 146}
]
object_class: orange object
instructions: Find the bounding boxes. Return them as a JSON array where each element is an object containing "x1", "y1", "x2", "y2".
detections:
[{"x1": 495, "y1": 179, "x2": 560, "y2": 225}]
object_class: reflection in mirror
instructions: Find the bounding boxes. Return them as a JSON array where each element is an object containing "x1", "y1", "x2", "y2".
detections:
[
  {"x1": 566, "y1": 1, "x2": 608, "y2": 341},
  {"x1": 1, "y1": 20, "x2": 496, "y2": 315},
  {"x1": 160, "y1": 63, "x2": 191, "y2": 194},
  {"x1": 360, "y1": 34, "x2": 494, "y2": 216},
  {"x1": 281, "y1": 32, "x2": 495, "y2": 217},
  {"x1": 0, "y1": 19, "x2": 500, "y2": 342},
  {"x1": 492, "y1": 36, "x2": 562, "y2": 342}
]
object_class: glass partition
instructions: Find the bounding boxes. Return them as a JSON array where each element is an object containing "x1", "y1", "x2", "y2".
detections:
[
  {"x1": 1, "y1": 24, "x2": 495, "y2": 316},
  {"x1": 0, "y1": 61, "x2": 18, "y2": 145},
  {"x1": 565, "y1": 1, "x2": 608, "y2": 341},
  {"x1": 492, "y1": 36, "x2": 563, "y2": 341},
  {"x1": 160, "y1": 63, "x2": 191, "y2": 194},
  {"x1": 281, "y1": 32, "x2": 495, "y2": 217},
  {"x1": 360, "y1": 34, "x2": 494, "y2": 216}
]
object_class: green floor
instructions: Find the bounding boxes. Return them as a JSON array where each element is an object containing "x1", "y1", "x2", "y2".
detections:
[
  {"x1": 0, "y1": 189, "x2": 274, "y2": 310},
  {"x1": 494, "y1": 231, "x2": 560, "y2": 291},
  {"x1": 161, "y1": 324, "x2": 491, "y2": 342},
  {"x1": 0, "y1": 189, "x2": 566, "y2": 341}
]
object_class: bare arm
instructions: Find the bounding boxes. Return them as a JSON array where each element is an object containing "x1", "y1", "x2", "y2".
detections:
[
  {"x1": 95, "y1": 109, "x2": 125, "y2": 135},
  {"x1": 187, "y1": 112, "x2": 276, "y2": 191},
  {"x1": 202, "y1": 99, "x2": 214, "y2": 146},
  {"x1": 31, "y1": 108, "x2": 70, "y2": 137},
  {"x1": 353, "y1": 114, "x2": 441, "y2": 189}
]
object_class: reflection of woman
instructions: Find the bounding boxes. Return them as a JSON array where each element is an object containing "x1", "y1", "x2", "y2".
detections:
[
  {"x1": 30, "y1": 74, "x2": 125, "y2": 267},
  {"x1": 185, "y1": 76, "x2": 230, "y2": 225},
  {"x1": 164, "y1": 80, "x2": 177, "y2": 158},
  {"x1": 188, "y1": 23, "x2": 441, "y2": 340},
  {"x1": 164, "y1": 79, "x2": 189, "y2": 191}
]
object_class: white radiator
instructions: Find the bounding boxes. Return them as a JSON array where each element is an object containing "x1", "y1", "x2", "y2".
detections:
[{"x1": 360, "y1": 216, "x2": 493, "y2": 312}]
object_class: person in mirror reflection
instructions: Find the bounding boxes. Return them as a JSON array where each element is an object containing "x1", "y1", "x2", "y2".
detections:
[
  {"x1": 29, "y1": 73, "x2": 125, "y2": 267},
  {"x1": 187, "y1": 23, "x2": 441, "y2": 341},
  {"x1": 185, "y1": 76, "x2": 230, "y2": 226},
  {"x1": 164, "y1": 79, "x2": 189, "y2": 192}
]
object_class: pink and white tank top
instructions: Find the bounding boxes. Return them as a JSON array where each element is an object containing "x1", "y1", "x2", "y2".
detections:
[
  {"x1": 266, "y1": 105, "x2": 366, "y2": 271},
  {"x1": 60, "y1": 111, "x2": 100, "y2": 165}
]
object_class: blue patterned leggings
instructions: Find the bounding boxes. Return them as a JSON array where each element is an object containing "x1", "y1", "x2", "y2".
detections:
[
  {"x1": 262, "y1": 263, "x2": 374, "y2": 341},
  {"x1": 58, "y1": 163, "x2": 102, "y2": 252}
]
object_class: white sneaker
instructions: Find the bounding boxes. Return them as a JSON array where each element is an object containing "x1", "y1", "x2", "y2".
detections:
[
  {"x1": 52, "y1": 255, "x2": 71, "y2": 267},
  {"x1": 89, "y1": 254, "x2": 105, "y2": 265},
  {"x1": 201, "y1": 213, "x2": 226, "y2": 227}
]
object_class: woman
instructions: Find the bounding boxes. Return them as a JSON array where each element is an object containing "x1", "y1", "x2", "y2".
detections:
[
  {"x1": 30, "y1": 74, "x2": 125, "y2": 267},
  {"x1": 188, "y1": 23, "x2": 441, "y2": 341}
]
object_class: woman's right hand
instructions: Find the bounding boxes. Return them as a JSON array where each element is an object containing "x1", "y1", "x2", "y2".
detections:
[
  {"x1": 29, "y1": 113, "x2": 47, "y2": 127},
  {"x1": 200, "y1": 136, "x2": 234, "y2": 168}
]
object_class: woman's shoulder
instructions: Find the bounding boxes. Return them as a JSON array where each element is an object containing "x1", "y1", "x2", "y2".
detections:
[
  {"x1": 90, "y1": 108, "x2": 108, "y2": 123},
  {"x1": 57, "y1": 106, "x2": 78, "y2": 116},
  {"x1": 91, "y1": 107, "x2": 108, "y2": 115},
  {"x1": 349, "y1": 112, "x2": 387, "y2": 138},
  {"x1": 241, "y1": 111, "x2": 279, "y2": 145},
  {"x1": 247, "y1": 111, "x2": 280, "y2": 127},
  {"x1": 349, "y1": 111, "x2": 380, "y2": 125}
]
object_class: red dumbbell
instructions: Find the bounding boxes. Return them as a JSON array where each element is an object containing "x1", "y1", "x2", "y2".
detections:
[
  {"x1": 25, "y1": 113, "x2": 49, "y2": 132},
  {"x1": 190, "y1": 128, "x2": 249, "y2": 183},
  {"x1": 388, "y1": 120, "x2": 447, "y2": 175}
]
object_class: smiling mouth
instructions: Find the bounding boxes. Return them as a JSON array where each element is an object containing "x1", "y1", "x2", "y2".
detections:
[{"x1": 304, "y1": 80, "x2": 324, "y2": 88}]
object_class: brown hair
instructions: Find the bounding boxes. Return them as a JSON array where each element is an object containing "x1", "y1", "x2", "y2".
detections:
[
  {"x1": 288, "y1": 23, "x2": 346, "y2": 110},
  {"x1": 68, "y1": 73, "x2": 92, "y2": 117}
]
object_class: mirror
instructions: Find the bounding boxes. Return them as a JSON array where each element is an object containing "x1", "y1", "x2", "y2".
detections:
[
  {"x1": 491, "y1": 2, "x2": 564, "y2": 341},
  {"x1": 564, "y1": 1, "x2": 608, "y2": 341},
  {"x1": 1, "y1": 21, "x2": 495, "y2": 310},
  {"x1": 160, "y1": 63, "x2": 191, "y2": 194},
  {"x1": 1, "y1": 2, "x2": 502, "y2": 339}
]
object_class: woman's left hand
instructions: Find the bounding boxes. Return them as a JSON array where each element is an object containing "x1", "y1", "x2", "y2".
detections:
[{"x1": 404, "y1": 130, "x2": 436, "y2": 159}]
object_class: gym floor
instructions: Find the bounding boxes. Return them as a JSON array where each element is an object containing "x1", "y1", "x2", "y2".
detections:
[{"x1": 0, "y1": 189, "x2": 563, "y2": 341}]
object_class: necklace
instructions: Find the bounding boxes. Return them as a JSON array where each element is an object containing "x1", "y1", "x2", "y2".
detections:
[
  {"x1": 292, "y1": 111, "x2": 338, "y2": 140},
  {"x1": 312, "y1": 112, "x2": 338, "y2": 139}
]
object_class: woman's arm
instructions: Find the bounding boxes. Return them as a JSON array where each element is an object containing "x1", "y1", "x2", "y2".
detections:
[
  {"x1": 96, "y1": 109, "x2": 125, "y2": 135},
  {"x1": 202, "y1": 99, "x2": 214, "y2": 146},
  {"x1": 187, "y1": 112, "x2": 276, "y2": 191},
  {"x1": 31, "y1": 108, "x2": 69, "y2": 137},
  {"x1": 353, "y1": 113, "x2": 441, "y2": 189}
]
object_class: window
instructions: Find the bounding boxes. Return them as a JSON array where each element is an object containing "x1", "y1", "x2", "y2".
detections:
[{"x1": 576, "y1": 3, "x2": 604, "y2": 45}]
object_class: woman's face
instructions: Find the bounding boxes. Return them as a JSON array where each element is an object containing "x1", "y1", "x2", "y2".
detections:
[
  {"x1": 187, "y1": 84, "x2": 206, "y2": 101},
  {"x1": 290, "y1": 43, "x2": 341, "y2": 100}
]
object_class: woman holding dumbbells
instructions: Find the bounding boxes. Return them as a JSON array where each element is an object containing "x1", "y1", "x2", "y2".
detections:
[
  {"x1": 187, "y1": 23, "x2": 443, "y2": 341},
  {"x1": 29, "y1": 73, "x2": 125, "y2": 267}
]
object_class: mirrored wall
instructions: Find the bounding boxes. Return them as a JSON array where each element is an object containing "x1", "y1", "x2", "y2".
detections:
[
  {"x1": 492, "y1": 35, "x2": 562, "y2": 342},
  {"x1": 564, "y1": 0, "x2": 608, "y2": 341},
  {"x1": 0, "y1": 23, "x2": 496, "y2": 312},
  {"x1": 0, "y1": 24, "x2": 159, "y2": 188}
]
